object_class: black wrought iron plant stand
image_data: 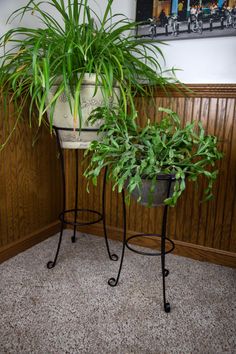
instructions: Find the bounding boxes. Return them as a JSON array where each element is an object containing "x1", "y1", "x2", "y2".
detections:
[
  {"x1": 107, "y1": 175, "x2": 175, "y2": 313},
  {"x1": 47, "y1": 128, "x2": 175, "y2": 313},
  {"x1": 47, "y1": 126, "x2": 118, "y2": 270}
]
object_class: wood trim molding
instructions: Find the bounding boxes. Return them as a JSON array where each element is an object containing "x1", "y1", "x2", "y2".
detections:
[
  {"x1": 152, "y1": 84, "x2": 236, "y2": 98},
  {"x1": 0, "y1": 221, "x2": 61, "y2": 264},
  {"x1": 76, "y1": 224, "x2": 236, "y2": 269},
  {"x1": 183, "y1": 84, "x2": 236, "y2": 98}
]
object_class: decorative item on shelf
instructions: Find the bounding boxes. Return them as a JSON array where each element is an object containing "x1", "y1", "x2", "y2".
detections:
[
  {"x1": 84, "y1": 106, "x2": 223, "y2": 207},
  {"x1": 0, "y1": 0, "x2": 179, "y2": 150}
]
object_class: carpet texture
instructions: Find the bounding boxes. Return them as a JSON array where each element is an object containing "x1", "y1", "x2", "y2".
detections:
[{"x1": 0, "y1": 231, "x2": 235, "y2": 354}]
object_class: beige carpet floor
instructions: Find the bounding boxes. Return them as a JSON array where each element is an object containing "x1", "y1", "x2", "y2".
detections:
[{"x1": 0, "y1": 231, "x2": 236, "y2": 354}]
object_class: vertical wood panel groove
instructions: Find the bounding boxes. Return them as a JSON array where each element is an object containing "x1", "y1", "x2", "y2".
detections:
[
  {"x1": 212, "y1": 99, "x2": 227, "y2": 250},
  {"x1": 201, "y1": 97, "x2": 211, "y2": 248},
  {"x1": 219, "y1": 99, "x2": 234, "y2": 251},
  {"x1": 228, "y1": 99, "x2": 236, "y2": 252}
]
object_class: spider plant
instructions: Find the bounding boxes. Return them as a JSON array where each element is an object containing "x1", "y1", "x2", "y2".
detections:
[
  {"x1": 84, "y1": 106, "x2": 223, "y2": 207},
  {"x1": 0, "y1": 0, "x2": 178, "y2": 149}
]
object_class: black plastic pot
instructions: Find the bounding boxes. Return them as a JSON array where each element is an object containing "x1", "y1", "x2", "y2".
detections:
[{"x1": 127, "y1": 175, "x2": 176, "y2": 207}]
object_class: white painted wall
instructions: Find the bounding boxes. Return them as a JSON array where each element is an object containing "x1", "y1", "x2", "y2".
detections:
[
  {"x1": 1, "y1": 0, "x2": 235, "y2": 83},
  {"x1": 101, "y1": 0, "x2": 236, "y2": 84},
  {"x1": 162, "y1": 36, "x2": 236, "y2": 83}
]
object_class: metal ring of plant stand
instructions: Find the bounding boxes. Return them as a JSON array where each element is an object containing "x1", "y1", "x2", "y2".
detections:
[
  {"x1": 58, "y1": 209, "x2": 103, "y2": 226},
  {"x1": 125, "y1": 233, "x2": 175, "y2": 256},
  {"x1": 108, "y1": 174, "x2": 175, "y2": 313},
  {"x1": 46, "y1": 126, "x2": 118, "y2": 270}
]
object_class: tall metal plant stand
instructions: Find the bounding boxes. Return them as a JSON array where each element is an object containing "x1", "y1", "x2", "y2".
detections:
[
  {"x1": 107, "y1": 175, "x2": 175, "y2": 313},
  {"x1": 47, "y1": 126, "x2": 118, "y2": 269}
]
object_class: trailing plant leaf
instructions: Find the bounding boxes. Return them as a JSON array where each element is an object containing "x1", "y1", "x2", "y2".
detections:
[{"x1": 84, "y1": 106, "x2": 223, "y2": 207}]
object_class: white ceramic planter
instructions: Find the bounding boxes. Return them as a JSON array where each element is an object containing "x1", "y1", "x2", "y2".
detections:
[{"x1": 47, "y1": 73, "x2": 119, "y2": 149}]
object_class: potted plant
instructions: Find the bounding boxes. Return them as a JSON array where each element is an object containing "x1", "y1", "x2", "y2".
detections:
[
  {"x1": 0, "y1": 0, "x2": 178, "y2": 149},
  {"x1": 84, "y1": 106, "x2": 223, "y2": 207}
]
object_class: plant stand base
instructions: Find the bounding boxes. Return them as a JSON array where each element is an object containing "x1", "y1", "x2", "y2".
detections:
[
  {"x1": 46, "y1": 126, "x2": 118, "y2": 269},
  {"x1": 108, "y1": 176, "x2": 175, "y2": 313}
]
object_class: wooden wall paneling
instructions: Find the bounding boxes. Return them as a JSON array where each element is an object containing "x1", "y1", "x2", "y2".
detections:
[
  {"x1": 2, "y1": 104, "x2": 21, "y2": 245},
  {"x1": 0, "y1": 103, "x2": 8, "y2": 247},
  {"x1": 147, "y1": 199, "x2": 156, "y2": 235},
  {"x1": 204, "y1": 98, "x2": 219, "y2": 248},
  {"x1": 105, "y1": 179, "x2": 112, "y2": 226},
  {"x1": 80, "y1": 150, "x2": 90, "y2": 222},
  {"x1": 37, "y1": 130, "x2": 62, "y2": 227},
  {"x1": 14, "y1": 122, "x2": 25, "y2": 240},
  {"x1": 0, "y1": 161, "x2": 7, "y2": 247},
  {"x1": 68, "y1": 149, "x2": 106, "y2": 227},
  {"x1": 129, "y1": 196, "x2": 137, "y2": 233},
  {"x1": 132, "y1": 201, "x2": 142, "y2": 235},
  {"x1": 127, "y1": 193, "x2": 136, "y2": 234},
  {"x1": 93, "y1": 163, "x2": 102, "y2": 224},
  {"x1": 212, "y1": 98, "x2": 228, "y2": 250},
  {"x1": 115, "y1": 189, "x2": 120, "y2": 228},
  {"x1": 230, "y1": 195, "x2": 236, "y2": 253},
  {"x1": 140, "y1": 204, "x2": 150, "y2": 235},
  {"x1": 107, "y1": 182, "x2": 115, "y2": 227},
  {"x1": 218, "y1": 98, "x2": 235, "y2": 251},
  {"x1": 222, "y1": 99, "x2": 236, "y2": 252},
  {"x1": 82, "y1": 150, "x2": 91, "y2": 223},
  {"x1": 0, "y1": 144, "x2": 7, "y2": 246},
  {"x1": 117, "y1": 188, "x2": 124, "y2": 230},
  {"x1": 229, "y1": 103, "x2": 236, "y2": 252},
  {"x1": 64, "y1": 150, "x2": 71, "y2": 210},
  {"x1": 109, "y1": 182, "x2": 116, "y2": 227},
  {"x1": 98, "y1": 168, "x2": 103, "y2": 216},
  {"x1": 51, "y1": 142, "x2": 63, "y2": 223},
  {"x1": 113, "y1": 189, "x2": 120, "y2": 229},
  {"x1": 0, "y1": 100, "x2": 62, "y2": 262}
]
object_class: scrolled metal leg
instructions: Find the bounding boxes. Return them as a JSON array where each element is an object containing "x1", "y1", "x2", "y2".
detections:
[
  {"x1": 47, "y1": 128, "x2": 66, "y2": 269},
  {"x1": 108, "y1": 189, "x2": 126, "y2": 286},
  {"x1": 71, "y1": 149, "x2": 79, "y2": 243},
  {"x1": 102, "y1": 167, "x2": 118, "y2": 261},
  {"x1": 160, "y1": 178, "x2": 172, "y2": 313},
  {"x1": 164, "y1": 268, "x2": 169, "y2": 277},
  {"x1": 161, "y1": 249, "x2": 170, "y2": 313},
  {"x1": 47, "y1": 223, "x2": 64, "y2": 269}
]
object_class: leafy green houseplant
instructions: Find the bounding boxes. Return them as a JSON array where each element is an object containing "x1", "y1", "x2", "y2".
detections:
[
  {"x1": 84, "y1": 106, "x2": 223, "y2": 207},
  {"x1": 0, "y1": 0, "x2": 177, "y2": 149}
]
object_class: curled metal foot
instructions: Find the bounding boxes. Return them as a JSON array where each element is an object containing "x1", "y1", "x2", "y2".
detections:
[
  {"x1": 71, "y1": 236, "x2": 76, "y2": 243},
  {"x1": 110, "y1": 254, "x2": 118, "y2": 261},
  {"x1": 47, "y1": 261, "x2": 55, "y2": 269},
  {"x1": 108, "y1": 277, "x2": 117, "y2": 287},
  {"x1": 164, "y1": 268, "x2": 169, "y2": 277},
  {"x1": 164, "y1": 302, "x2": 171, "y2": 313}
]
